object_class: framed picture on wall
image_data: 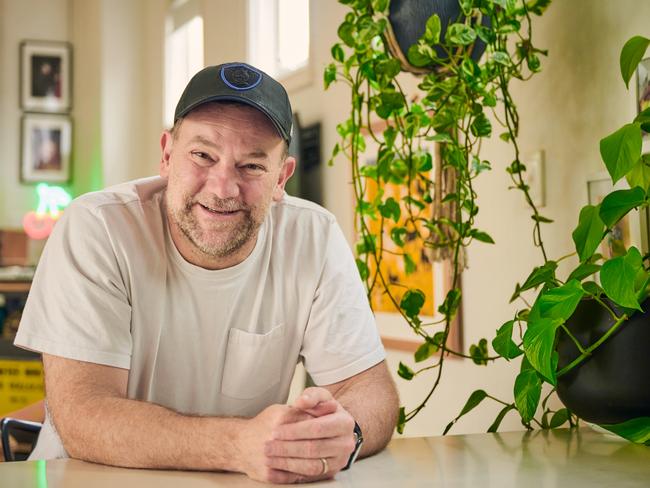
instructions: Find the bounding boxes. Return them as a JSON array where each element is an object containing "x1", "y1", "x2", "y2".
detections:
[
  {"x1": 21, "y1": 114, "x2": 72, "y2": 184},
  {"x1": 20, "y1": 40, "x2": 72, "y2": 113}
]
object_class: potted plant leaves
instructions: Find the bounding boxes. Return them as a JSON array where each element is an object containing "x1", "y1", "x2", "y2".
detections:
[{"x1": 494, "y1": 35, "x2": 650, "y2": 444}]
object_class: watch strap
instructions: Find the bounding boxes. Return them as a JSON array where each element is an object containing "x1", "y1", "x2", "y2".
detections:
[{"x1": 343, "y1": 421, "x2": 363, "y2": 470}]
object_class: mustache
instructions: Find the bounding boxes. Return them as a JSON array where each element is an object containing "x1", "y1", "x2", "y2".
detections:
[{"x1": 190, "y1": 197, "x2": 249, "y2": 212}]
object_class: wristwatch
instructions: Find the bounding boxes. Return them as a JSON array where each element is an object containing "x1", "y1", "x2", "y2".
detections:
[{"x1": 343, "y1": 421, "x2": 364, "y2": 470}]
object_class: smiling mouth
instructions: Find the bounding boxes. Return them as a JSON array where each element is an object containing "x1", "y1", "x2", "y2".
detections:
[{"x1": 198, "y1": 203, "x2": 241, "y2": 215}]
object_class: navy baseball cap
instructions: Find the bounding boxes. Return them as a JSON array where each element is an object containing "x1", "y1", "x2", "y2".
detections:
[{"x1": 174, "y1": 62, "x2": 293, "y2": 145}]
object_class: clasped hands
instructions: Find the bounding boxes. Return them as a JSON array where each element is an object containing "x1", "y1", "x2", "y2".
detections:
[{"x1": 238, "y1": 387, "x2": 356, "y2": 484}]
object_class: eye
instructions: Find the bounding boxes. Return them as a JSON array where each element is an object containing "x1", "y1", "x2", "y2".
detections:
[
  {"x1": 191, "y1": 151, "x2": 213, "y2": 165},
  {"x1": 240, "y1": 163, "x2": 267, "y2": 175}
]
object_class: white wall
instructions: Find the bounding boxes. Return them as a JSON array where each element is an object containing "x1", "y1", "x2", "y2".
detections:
[
  {"x1": 0, "y1": 0, "x2": 164, "y2": 231},
  {"x1": 0, "y1": 0, "x2": 70, "y2": 228}
]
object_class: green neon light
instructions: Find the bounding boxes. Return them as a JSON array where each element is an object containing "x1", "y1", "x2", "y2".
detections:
[
  {"x1": 35, "y1": 459, "x2": 48, "y2": 487},
  {"x1": 35, "y1": 183, "x2": 72, "y2": 218}
]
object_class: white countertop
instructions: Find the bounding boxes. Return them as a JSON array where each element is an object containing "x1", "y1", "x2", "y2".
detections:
[{"x1": 1, "y1": 427, "x2": 648, "y2": 487}]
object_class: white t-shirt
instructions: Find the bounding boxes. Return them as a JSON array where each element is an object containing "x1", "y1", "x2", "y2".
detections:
[{"x1": 15, "y1": 176, "x2": 385, "y2": 459}]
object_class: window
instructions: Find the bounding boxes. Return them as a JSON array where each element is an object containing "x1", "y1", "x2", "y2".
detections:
[
  {"x1": 248, "y1": 0, "x2": 310, "y2": 80},
  {"x1": 164, "y1": 0, "x2": 204, "y2": 128}
]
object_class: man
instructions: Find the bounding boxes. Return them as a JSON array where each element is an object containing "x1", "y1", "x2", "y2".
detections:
[{"x1": 15, "y1": 62, "x2": 399, "y2": 483}]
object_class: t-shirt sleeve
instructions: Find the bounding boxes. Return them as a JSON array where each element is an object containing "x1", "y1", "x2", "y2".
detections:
[
  {"x1": 300, "y1": 220, "x2": 385, "y2": 385},
  {"x1": 14, "y1": 201, "x2": 132, "y2": 369}
]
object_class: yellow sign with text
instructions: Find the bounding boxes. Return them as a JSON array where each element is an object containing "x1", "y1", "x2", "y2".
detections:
[{"x1": 0, "y1": 359, "x2": 44, "y2": 417}]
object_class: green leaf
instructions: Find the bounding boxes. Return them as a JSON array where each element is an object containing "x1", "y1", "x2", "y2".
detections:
[
  {"x1": 626, "y1": 154, "x2": 650, "y2": 192},
  {"x1": 446, "y1": 23, "x2": 477, "y2": 45},
  {"x1": 620, "y1": 36, "x2": 650, "y2": 88},
  {"x1": 600, "y1": 247, "x2": 644, "y2": 310},
  {"x1": 337, "y1": 21, "x2": 355, "y2": 47},
  {"x1": 371, "y1": 0, "x2": 389, "y2": 13},
  {"x1": 470, "y1": 229, "x2": 495, "y2": 244},
  {"x1": 426, "y1": 132, "x2": 453, "y2": 143},
  {"x1": 378, "y1": 197, "x2": 401, "y2": 222},
  {"x1": 423, "y1": 14, "x2": 441, "y2": 44},
  {"x1": 492, "y1": 320, "x2": 523, "y2": 360},
  {"x1": 459, "y1": 389, "x2": 488, "y2": 417},
  {"x1": 400, "y1": 289, "x2": 425, "y2": 319},
  {"x1": 582, "y1": 280, "x2": 605, "y2": 297},
  {"x1": 397, "y1": 362, "x2": 414, "y2": 380},
  {"x1": 414, "y1": 339, "x2": 439, "y2": 363},
  {"x1": 324, "y1": 63, "x2": 337, "y2": 89},
  {"x1": 487, "y1": 405, "x2": 516, "y2": 433},
  {"x1": 566, "y1": 263, "x2": 601, "y2": 282},
  {"x1": 514, "y1": 369, "x2": 542, "y2": 422},
  {"x1": 331, "y1": 43, "x2": 345, "y2": 63},
  {"x1": 491, "y1": 51, "x2": 511, "y2": 65},
  {"x1": 599, "y1": 187, "x2": 646, "y2": 227},
  {"x1": 403, "y1": 253, "x2": 416, "y2": 275},
  {"x1": 407, "y1": 44, "x2": 430, "y2": 67},
  {"x1": 523, "y1": 318, "x2": 563, "y2": 384},
  {"x1": 550, "y1": 408, "x2": 570, "y2": 428},
  {"x1": 355, "y1": 258, "x2": 369, "y2": 281},
  {"x1": 599, "y1": 123, "x2": 643, "y2": 183},
  {"x1": 572, "y1": 205, "x2": 606, "y2": 262},
  {"x1": 531, "y1": 214, "x2": 554, "y2": 223},
  {"x1": 438, "y1": 288, "x2": 461, "y2": 318},
  {"x1": 469, "y1": 338, "x2": 489, "y2": 365},
  {"x1": 443, "y1": 390, "x2": 488, "y2": 435},
  {"x1": 396, "y1": 406, "x2": 406, "y2": 434},
  {"x1": 517, "y1": 261, "x2": 558, "y2": 297},
  {"x1": 600, "y1": 416, "x2": 650, "y2": 444},
  {"x1": 536, "y1": 279, "x2": 585, "y2": 321},
  {"x1": 390, "y1": 227, "x2": 408, "y2": 247},
  {"x1": 470, "y1": 112, "x2": 492, "y2": 137}
]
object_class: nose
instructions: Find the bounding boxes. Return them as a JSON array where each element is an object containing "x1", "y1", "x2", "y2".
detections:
[{"x1": 205, "y1": 163, "x2": 240, "y2": 200}]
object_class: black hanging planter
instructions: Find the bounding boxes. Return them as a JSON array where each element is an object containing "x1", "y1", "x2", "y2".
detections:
[
  {"x1": 555, "y1": 297, "x2": 650, "y2": 424},
  {"x1": 386, "y1": 0, "x2": 490, "y2": 74}
]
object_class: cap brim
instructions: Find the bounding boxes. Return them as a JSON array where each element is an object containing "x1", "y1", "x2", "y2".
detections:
[{"x1": 175, "y1": 95, "x2": 290, "y2": 144}]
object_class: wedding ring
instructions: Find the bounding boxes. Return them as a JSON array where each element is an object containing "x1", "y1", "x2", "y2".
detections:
[{"x1": 319, "y1": 457, "x2": 329, "y2": 475}]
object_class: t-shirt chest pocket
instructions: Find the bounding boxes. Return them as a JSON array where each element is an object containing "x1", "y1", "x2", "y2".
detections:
[{"x1": 221, "y1": 324, "x2": 284, "y2": 399}]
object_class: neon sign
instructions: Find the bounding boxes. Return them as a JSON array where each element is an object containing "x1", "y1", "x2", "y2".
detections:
[{"x1": 23, "y1": 184, "x2": 72, "y2": 240}]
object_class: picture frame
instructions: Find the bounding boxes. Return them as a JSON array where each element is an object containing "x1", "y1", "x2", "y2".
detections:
[
  {"x1": 21, "y1": 114, "x2": 72, "y2": 184},
  {"x1": 587, "y1": 172, "x2": 650, "y2": 259},
  {"x1": 20, "y1": 40, "x2": 72, "y2": 113}
]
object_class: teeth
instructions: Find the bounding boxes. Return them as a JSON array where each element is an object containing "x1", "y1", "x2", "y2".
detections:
[{"x1": 201, "y1": 204, "x2": 237, "y2": 214}]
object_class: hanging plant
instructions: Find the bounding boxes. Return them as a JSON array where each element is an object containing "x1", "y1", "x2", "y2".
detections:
[{"x1": 325, "y1": 0, "x2": 550, "y2": 434}]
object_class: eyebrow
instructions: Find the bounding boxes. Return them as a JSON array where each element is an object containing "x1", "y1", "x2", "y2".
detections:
[{"x1": 188, "y1": 136, "x2": 270, "y2": 159}]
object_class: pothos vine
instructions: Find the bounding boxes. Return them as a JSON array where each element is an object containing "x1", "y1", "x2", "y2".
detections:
[{"x1": 325, "y1": 0, "x2": 552, "y2": 433}]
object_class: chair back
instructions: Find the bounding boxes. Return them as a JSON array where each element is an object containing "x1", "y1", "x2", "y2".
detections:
[{"x1": 1, "y1": 417, "x2": 42, "y2": 461}]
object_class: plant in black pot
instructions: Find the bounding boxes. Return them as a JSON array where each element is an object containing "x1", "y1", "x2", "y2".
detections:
[{"x1": 487, "y1": 35, "x2": 650, "y2": 444}]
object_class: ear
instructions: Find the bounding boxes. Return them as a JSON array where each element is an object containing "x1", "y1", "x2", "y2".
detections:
[
  {"x1": 272, "y1": 156, "x2": 297, "y2": 202},
  {"x1": 159, "y1": 131, "x2": 173, "y2": 177}
]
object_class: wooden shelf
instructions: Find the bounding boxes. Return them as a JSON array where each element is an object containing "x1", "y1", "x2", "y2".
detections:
[{"x1": 0, "y1": 282, "x2": 31, "y2": 294}]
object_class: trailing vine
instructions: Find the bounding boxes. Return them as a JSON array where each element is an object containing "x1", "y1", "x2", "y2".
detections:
[{"x1": 326, "y1": 0, "x2": 550, "y2": 433}]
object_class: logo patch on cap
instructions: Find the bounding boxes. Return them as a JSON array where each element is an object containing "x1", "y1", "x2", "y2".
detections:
[{"x1": 220, "y1": 64, "x2": 262, "y2": 91}]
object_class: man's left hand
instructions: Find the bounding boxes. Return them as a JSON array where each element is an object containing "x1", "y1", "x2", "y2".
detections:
[{"x1": 263, "y1": 387, "x2": 356, "y2": 481}]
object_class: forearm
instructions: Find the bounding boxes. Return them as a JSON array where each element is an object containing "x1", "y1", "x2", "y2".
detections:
[
  {"x1": 329, "y1": 361, "x2": 399, "y2": 458},
  {"x1": 53, "y1": 394, "x2": 246, "y2": 471}
]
